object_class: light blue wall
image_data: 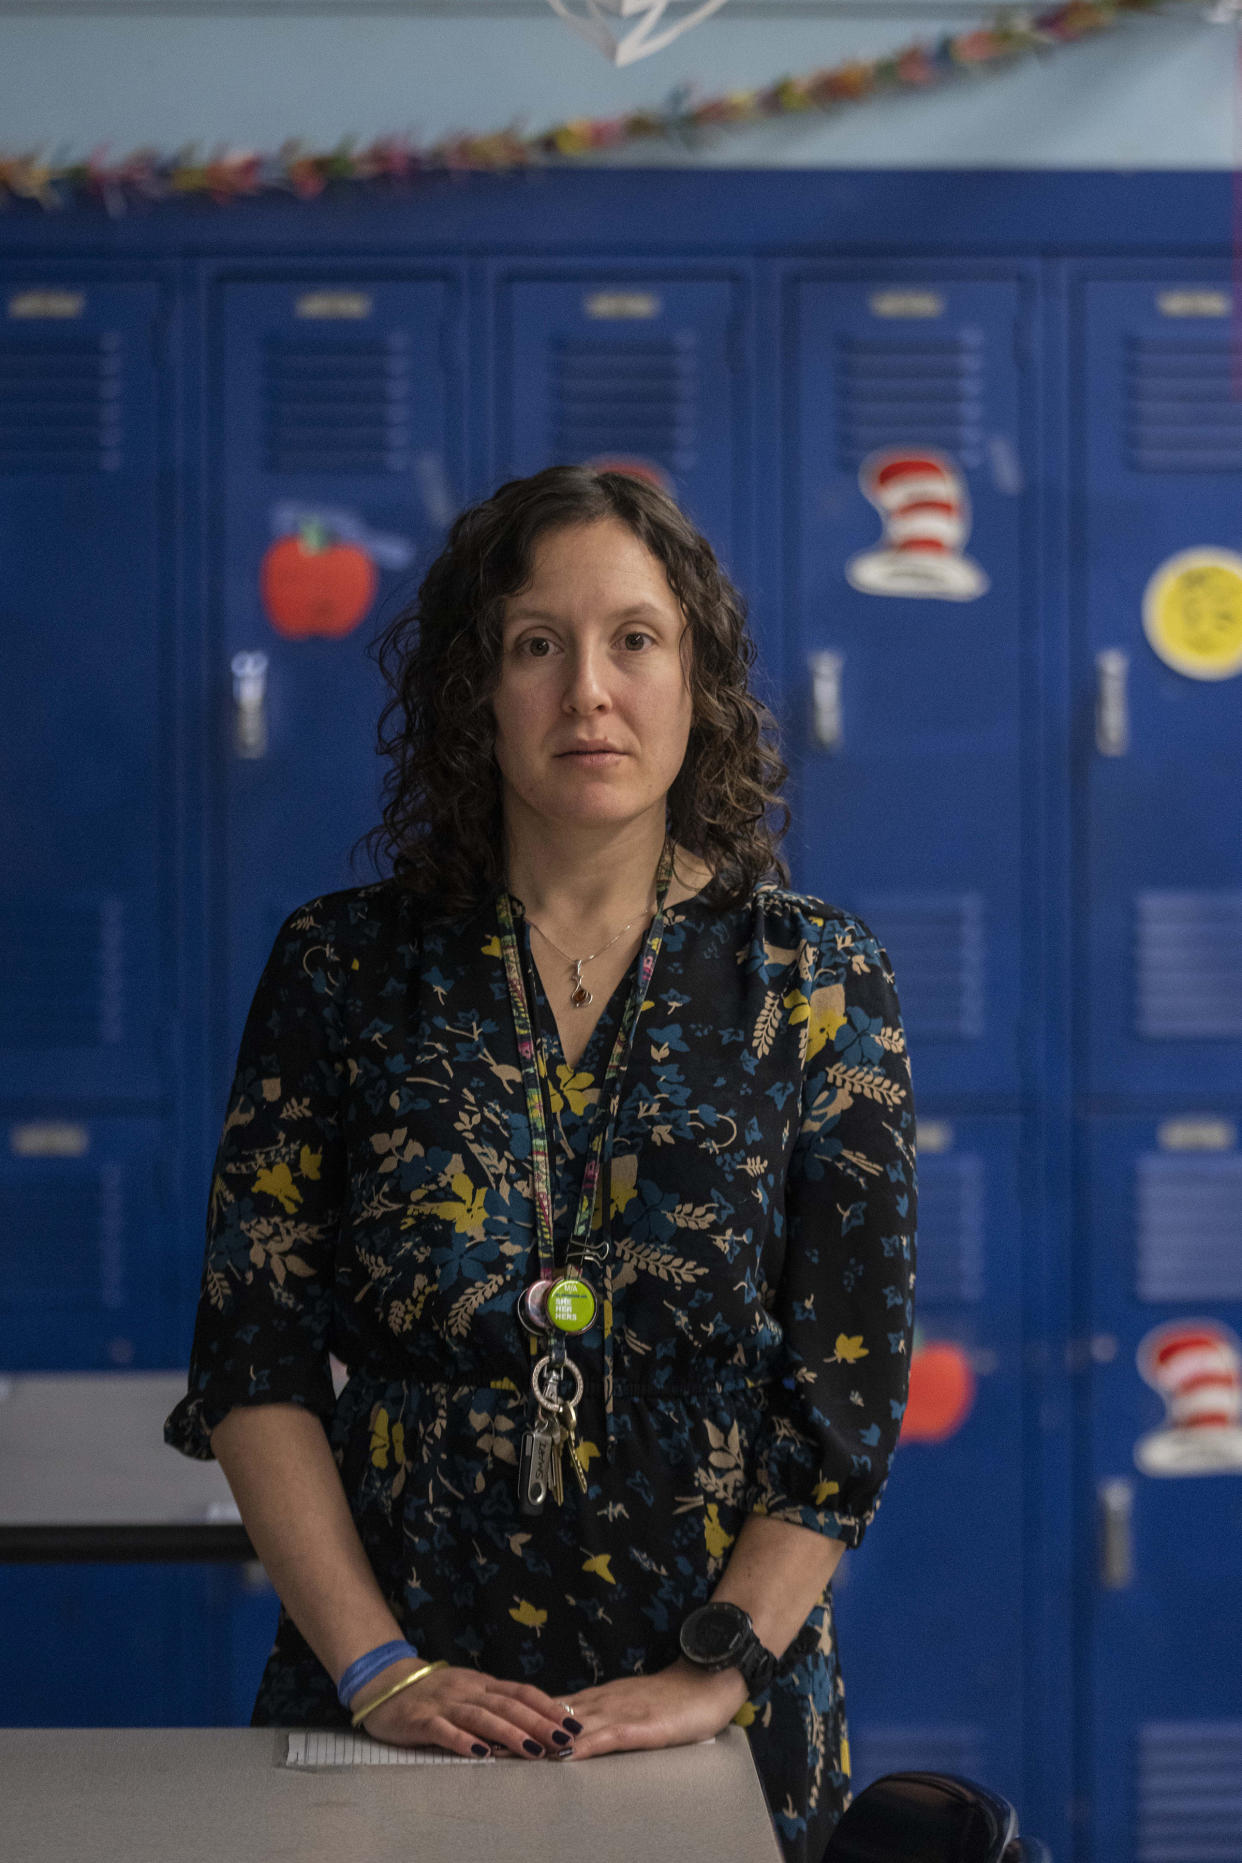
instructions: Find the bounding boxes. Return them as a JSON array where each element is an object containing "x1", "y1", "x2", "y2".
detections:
[{"x1": 0, "y1": 3, "x2": 1234, "y2": 167}]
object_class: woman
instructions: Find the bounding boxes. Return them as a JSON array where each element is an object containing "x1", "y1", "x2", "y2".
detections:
[{"x1": 164, "y1": 464, "x2": 917, "y2": 1862}]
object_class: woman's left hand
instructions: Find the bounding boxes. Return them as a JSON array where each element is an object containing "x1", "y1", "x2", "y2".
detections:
[{"x1": 554, "y1": 1658, "x2": 749, "y2": 1760}]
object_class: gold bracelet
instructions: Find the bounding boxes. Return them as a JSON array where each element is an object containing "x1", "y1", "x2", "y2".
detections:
[{"x1": 350, "y1": 1659, "x2": 450, "y2": 1730}]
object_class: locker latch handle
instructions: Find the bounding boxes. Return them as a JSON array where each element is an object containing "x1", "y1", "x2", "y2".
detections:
[
  {"x1": 809, "y1": 650, "x2": 844, "y2": 753},
  {"x1": 231, "y1": 650, "x2": 269, "y2": 759},
  {"x1": 1098, "y1": 1476, "x2": 1134, "y2": 1589},
  {"x1": 1095, "y1": 649, "x2": 1129, "y2": 757}
]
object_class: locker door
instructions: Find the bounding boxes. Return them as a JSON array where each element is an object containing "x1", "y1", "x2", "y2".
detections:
[
  {"x1": 1081, "y1": 1115, "x2": 1242, "y2": 1863},
  {"x1": 492, "y1": 271, "x2": 749, "y2": 580},
  {"x1": 830, "y1": 1115, "x2": 1026, "y2": 1808},
  {"x1": 214, "y1": 275, "x2": 464, "y2": 1076},
  {"x1": 0, "y1": 1565, "x2": 188, "y2": 1727},
  {"x1": 784, "y1": 272, "x2": 1034, "y2": 1103},
  {"x1": 0, "y1": 1115, "x2": 170, "y2": 1369},
  {"x1": 0, "y1": 277, "x2": 168, "y2": 1106},
  {"x1": 1076, "y1": 274, "x2": 1242, "y2": 1102}
]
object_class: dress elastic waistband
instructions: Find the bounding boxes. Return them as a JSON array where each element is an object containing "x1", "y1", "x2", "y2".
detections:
[{"x1": 342, "y1": 1368, "x2": 766, "y2": 1401}]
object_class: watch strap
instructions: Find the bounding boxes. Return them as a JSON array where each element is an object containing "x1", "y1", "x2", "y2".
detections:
[
  {"x1": 774, "y1": 1619, "x2": 820, "y2": 1675},
  {"x1": 737, "y1": 1640, "x2": 777, "y2": 1692},
  {"x1": 738, "y1": 1618, "x2": 820, "y2": 1692}
]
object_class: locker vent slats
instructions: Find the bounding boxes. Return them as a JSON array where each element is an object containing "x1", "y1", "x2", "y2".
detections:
[
  {"x1": 0, "y1": 333, "x2": 121, "y2": 474},
  {"x1": 914, "y1": 1153, "x2": 984, "y2": 1304},
  {"x1": 1136, "y1": 891, "x2": 1242, "y2": 1038},
  {"x1": 1137, "y1": 1155, "x2": 1242, "y2": 1302},
  {"x1": 1126, "y1": 336, "x2": 1242, "y2": 472},
  {"x1": 264, "y1": 334, "x2": 411, "y2": 473},
  {"x1": 552, "y1": 335, "x2": 697, "y2": 472},
  {"x1": 1137, "y1": 1722, "x2": 1242, "y2": 1862},
  {"x1": 850, "y1": 1726, "x2": 986, "y2": 1795},
  {"x1": 855, "y1": 893, "x2": 985, "y2": 1039},
  {"x1": 836, "y1": 332, "x2": 985, "y2": 471},
  {"x1": 0, "y1": 896, "x2": 125, "y2": 1048},
  {"x1": 0, "y1": 1162, "x2": 124, "y2": 1311}
]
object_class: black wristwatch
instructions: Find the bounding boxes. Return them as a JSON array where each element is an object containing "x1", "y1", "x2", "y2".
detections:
[{"x1": 678, "y1": 1602, "x2": 782, "y2": 1694}]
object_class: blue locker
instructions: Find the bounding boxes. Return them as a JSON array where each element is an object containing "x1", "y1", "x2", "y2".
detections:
[
  {"x1": 0, "y1": 1562, "x2": 270, "y2": 1728},
  {"x1": 0, "y1": 1115, "x2": 172, "y2": 1368},
  {"x1": 1072, "y1": 268, "x2": 1242, "y2": 1858},
  {"x1": 1080, "y1": 1114, "x2": 1242, "y2": 1862},
  {"x1": 213, "y1": 274, "x2": 465, "y2": 1088},
  {"x1": 783, "y1": 271, "x2": 1035, "y2": 1104},
  {"x1": 0, "y1": 1565, "x2": 190, "y2": 1727},
  {"x1": 1075, "y1": 271, "x2": 1242, "y2": 1104},
  {"x1": 780, "y1": 271, "x2": 1036, "y2": 1806},
  {"x1": 0, "y1": 277, "x2": 170, "y2": 1107},
  {"x1": 170, "y1": 1563, "x2": 281, "y2": 1726},
  {"x1": 491, "y1": 268, "x2": 751, "y2": 586},
  {"x1": 193, "y1": 272, "x2": 467, "y2": 1723},
  {"x1": 0, "y1": 1548, "x2": 277, "y2": 1730},
  {"x1": 831, "y1": 1114, "x2": 1027, "y2": 1808},
  {"x1": 0, "y1": 275, "x2": 186, "y2": 1732}
]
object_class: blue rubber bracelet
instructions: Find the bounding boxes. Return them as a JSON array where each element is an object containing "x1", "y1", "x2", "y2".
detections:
[{"x1": 336, "y1": 1640, "x2": 421, "y2": 1708}]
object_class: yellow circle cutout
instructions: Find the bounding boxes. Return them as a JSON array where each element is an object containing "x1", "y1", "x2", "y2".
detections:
[{"x1": 1142, "y1": 548, "x2": 1242, "y2": 680}]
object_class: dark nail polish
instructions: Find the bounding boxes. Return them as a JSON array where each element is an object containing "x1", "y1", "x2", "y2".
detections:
[
  {"x1": 552, "y1": 1730, "x2": 572, "y2": 1745},
  {"x1": 471, "y1": 1743, "x2": 489, "y2": 1757},
  {"x1": 523, "y1": 1739, "x2": 543, "y2": 1755},
  {"x1": 562, "y1": 1716, "x2": 583, "y2": 1734}
]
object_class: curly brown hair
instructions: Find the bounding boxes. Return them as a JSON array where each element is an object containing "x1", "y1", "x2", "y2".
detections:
[{"x1": 351, "y1": 464, "x2": 793, "y2": 920}]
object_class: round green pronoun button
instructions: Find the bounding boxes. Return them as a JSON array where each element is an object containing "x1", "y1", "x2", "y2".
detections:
[{"x1": 547, "y1": 1275, "x2": 597, "y2": 1333}]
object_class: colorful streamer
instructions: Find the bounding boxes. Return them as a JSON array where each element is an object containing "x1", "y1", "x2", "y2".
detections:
[{"x1": 0, "y1": 0, "x2": 1190, "y2": 213}]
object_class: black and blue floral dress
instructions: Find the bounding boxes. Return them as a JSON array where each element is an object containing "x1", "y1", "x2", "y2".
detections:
[{"x1": 164, "y1": 875, "x2": 917, "y2": 1863}]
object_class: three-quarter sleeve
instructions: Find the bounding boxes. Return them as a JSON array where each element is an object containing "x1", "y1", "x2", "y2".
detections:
[
  {"x1": 743, "y1": 910, "x2": 918, "y2": 1547},
  {"x1": 163, "y1": 899, "x2": 348, "y2": 1462}
]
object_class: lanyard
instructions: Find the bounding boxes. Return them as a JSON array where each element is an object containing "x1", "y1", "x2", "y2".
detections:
[{"x1": 496, "y1": 837, "x2": 678, "y2": 1360}]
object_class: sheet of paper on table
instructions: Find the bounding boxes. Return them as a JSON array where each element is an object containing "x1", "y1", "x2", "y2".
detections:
[
  {"x1": 286, "y1": 1733, "x2": 485, "y2": 1766},
  {"x1": 285, "y1": 1732, "x2": 715, "y2": 1767}
]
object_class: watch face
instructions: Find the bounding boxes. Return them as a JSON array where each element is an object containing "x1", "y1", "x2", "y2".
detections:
[{"x1": 686, "y1": 1605, "x2": 746, "y2": 1662}]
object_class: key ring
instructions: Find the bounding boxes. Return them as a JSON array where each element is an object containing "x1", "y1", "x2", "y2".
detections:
[{"x1": 531, "y1": 1352, "x2": 583, "y2": 1416}]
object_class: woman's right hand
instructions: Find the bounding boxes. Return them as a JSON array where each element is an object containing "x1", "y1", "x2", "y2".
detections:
[{"x1": 351, "y1": 1661, "x2": 580, "y2": 1760}]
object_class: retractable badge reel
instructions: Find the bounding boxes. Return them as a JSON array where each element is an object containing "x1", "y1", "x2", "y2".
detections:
[{"x1": 517, "y1": 1271, "x2": 598, "y2": 1336}]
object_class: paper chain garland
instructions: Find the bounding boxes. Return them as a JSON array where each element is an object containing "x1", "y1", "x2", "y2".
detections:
[{"x1": 0, "y1": 0, "x2": 1190, "y2": 213}]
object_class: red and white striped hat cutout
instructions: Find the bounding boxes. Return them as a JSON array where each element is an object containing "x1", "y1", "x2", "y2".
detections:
[
  {"x1": 1134, "y1": 1318, "x2": 1242, "y2": 1476},
  {"x1": 845, "y1": 446, "x2": 989, "y2": 601}
]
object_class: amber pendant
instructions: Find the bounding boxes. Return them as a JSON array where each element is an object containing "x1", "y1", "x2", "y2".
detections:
[{"x1": 570, "y1": 962, "x2": 592, "y2": 1008}]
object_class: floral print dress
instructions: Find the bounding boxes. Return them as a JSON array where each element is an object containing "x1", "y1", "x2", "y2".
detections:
[{"x1": 164, "y1": 875, "x2": 918, "y2": 1863}]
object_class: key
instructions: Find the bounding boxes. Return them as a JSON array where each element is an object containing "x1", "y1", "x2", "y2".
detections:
[
  {"x1": 518, "y1": 1427, "x2": 541, "y2": 1513},
  {"x1": 561, "y1": 1399, "x2": 589, "y2": 1495},
  {"x1": 543, "y1": 1408, "x2": 562, "y2": 1512},
  {"x1": 521, "y1": 1423, "x2": 547, "y2": 1512},
  {"x1": 544, "y1": 1412, "x2": 563, "y2": 1508},
  {"x1": 521, "y1": 1412, "x2": 556, "y2": 1512}
]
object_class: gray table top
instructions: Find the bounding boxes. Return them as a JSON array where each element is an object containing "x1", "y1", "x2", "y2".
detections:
[{"x1": 0, "y1": 1726, "x2": 783, "y2": 1863}]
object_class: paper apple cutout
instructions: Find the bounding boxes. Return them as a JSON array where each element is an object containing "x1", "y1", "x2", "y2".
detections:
[
  {"x1": 900, "y1": 1340, "x2": 976, "y2": 1444},
  {"x1": 585, "y1": 455, "x2": 674, "y2": 495},
  {"x1": 260, "y1": 521, "x2": 378, "y2": 639}
]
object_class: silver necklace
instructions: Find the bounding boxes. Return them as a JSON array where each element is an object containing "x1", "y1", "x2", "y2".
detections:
[{"x1": 508, "y1": 838, "x2": 669, "y2": 1009}]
